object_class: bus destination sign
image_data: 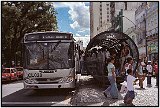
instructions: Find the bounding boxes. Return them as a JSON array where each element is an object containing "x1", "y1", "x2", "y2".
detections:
[{"x1": 25, "y1": 33, "x2": 72, "y2": 41}]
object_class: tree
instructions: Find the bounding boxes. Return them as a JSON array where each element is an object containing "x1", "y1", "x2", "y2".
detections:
[{"x1": 2, "y1": 2, "x2": 58, "y2": 66}]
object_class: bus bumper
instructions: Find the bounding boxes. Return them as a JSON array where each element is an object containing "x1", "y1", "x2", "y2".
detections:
[{"x1": 23, "y1": 81, "x2": 76, "y2": 89}]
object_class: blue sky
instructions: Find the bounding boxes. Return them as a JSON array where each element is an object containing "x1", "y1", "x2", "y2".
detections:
[{"x1": 53, "y1": 2, "x2": 90, "y2": 47}]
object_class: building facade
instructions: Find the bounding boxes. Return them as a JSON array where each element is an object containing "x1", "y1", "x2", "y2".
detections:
[
  {"x1": 146, "y1": 2, "x2": 158, "y2": 61},
  {"x1": 114, "y1": 2, "x2": 142, "y2": 16},
  {"x1": 90, "y1": 2, "x2": 112, "y2": 39},
  {"x1": 135, "y1": 2, "x2": 147, "y2": 59},
  {"x1": 125, "y1": 27, "x2": 138, "y2": 46},
  {"x1": 76, "y1": 40, "x2": 83, "y2": 50},
  {"x1": 111, "y1": 2, "x2": 143, "y2": 33},
  {"x1": 90, "y1": 2, "x2": 142, "y2": 39}
]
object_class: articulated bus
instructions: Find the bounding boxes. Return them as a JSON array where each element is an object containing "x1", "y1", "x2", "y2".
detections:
[{"x1": 23, "y1": 31, "x2": 79, "y2": 89}]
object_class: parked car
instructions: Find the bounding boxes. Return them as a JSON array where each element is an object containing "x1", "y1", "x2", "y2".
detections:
[
  {"x1": 2, "y1": 68, "x2": 18, "y2": 82},
  {"x1": 16, "y1": 67, "x2": 24, "y2": 79}
]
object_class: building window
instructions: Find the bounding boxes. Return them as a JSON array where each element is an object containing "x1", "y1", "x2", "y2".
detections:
[
  {"x1": 100, "y1": 2, "x2": 102, "y2": 7},
  {"x1": 106, "y1": 3, "x2": 109, "y2": 6}
]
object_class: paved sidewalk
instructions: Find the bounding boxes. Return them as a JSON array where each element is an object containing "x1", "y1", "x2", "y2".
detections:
[{"x1": 71, "y1": 75, "x2": 158, "y2": 106}]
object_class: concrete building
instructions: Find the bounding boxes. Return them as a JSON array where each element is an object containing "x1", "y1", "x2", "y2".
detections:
[
  {"x1": 146, "y1": 2, "x2": 158, "y2": 61},
  {"x1": 135, "y1": 2, "x2": 147, "y2": 59},
  {"x1": 90, "y1": 2, "x2": 112, "y2": 39},
  {"x1": 76, "y1": 40, "x2": 83, "y2": 50},
  {"x1": 114, "y1": 2, "x2": 143, "y2": 15},
  {"x1": 123, "y1": 10, "x2": 136, "y2": 33},
  {"x1": 111, "y1": 2, "x2": 143, "y2": 33},
  {"x1": 125, "y1": 27, "x2": 138, "y2": 46},
  {"x1": 90, "y1": 2, "x2": 142, "y2": 39}
]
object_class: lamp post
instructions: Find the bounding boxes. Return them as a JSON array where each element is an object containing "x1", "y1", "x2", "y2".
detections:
[{"x1": 119, "y1": 15, "x2": 147, "y2": 59}]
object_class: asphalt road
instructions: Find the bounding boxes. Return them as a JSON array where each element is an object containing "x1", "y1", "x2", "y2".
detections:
[
  {"x1": 2, "y1": 75, "x2": 158, "y2": 106},
  {"x1": 2, "y1": 81, "x2": 75, "y2": 107}
]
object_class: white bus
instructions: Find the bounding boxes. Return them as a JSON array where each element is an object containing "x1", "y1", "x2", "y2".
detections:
[{"x1": 23, "y1": 31, "x2": 79, "y2": 89}]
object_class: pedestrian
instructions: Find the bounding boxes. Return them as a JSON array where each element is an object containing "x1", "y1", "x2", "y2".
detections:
[
  {"x1": 97, "y1": 49, "x2": 104, "y2": 76},
  {"x1": 120, "y1": 43, "x2": 130, "y2": 74},
  {"x1": 80, "y1": 50, "x2": 85, "y2": 74},
  {"x1": 124, "y1": 69, "x2": 136, "y2": 106},
  {"x1": 124, "y1": 57, "x2": 133, "y2": 81},
  {"x1": 141, "y1": 59, "x2": 147, "y2": 79},
  {"x1": 154, "y1": 62, "x2": 158, "y2": 87},
  {"x1": 103, "y1": 57, "x2": 119, "y2": 99},
  {"x1": 134, "y1": 59, "x2": 145, "y2": 89},
  {"x1": 146, "y1": 61, "x2": 153, "y2": 87},
  {"x1": 75, "y1": 50, "x2": 80, "y2": 74},
  {"x1": 120, "y1": 44, "x2": 125, "y2": 74}
]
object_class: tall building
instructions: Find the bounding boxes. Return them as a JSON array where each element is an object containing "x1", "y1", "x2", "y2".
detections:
[
  {"x1": 146, "y1": 2, "x2": 158, "y2": 61},
  {"x1": 90, "y1": 2, "x2": 143, "y2": 42},
  {"x1": 76, "y1": 40, "x2": 83, "y2": 50},
  {"x1": 114, "y1": 2, "x2": 143, "y2": 15},
  {"x1": 135, "y1": 2, "x2": 147, "y2": 59},
  {"x1": 111, "y1": 2, "x2": 143, "y2": 32},
  {"x1": 90, "y1": 2, "x2": 112, "y2": 39}
]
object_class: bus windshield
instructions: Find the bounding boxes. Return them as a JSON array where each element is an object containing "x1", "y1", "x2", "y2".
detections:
[{"x1": 24, "y1": 42, "x2": 73, "y2": 70}]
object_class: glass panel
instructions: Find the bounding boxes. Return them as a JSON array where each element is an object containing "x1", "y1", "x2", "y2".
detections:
[
  {"x1": 24, "y1": 42, "x2": 73, "y2": 70},
  {"x1": 48, "y1": 43, "x2": 70, "y2": 69},
  {"x1": 85, "y1": 32, "x2": 139, "y2": 77}
]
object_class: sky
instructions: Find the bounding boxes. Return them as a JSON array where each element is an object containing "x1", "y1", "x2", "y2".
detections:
[{"x1": 52, "y1": 2, "x2": 90, "y2": 47}]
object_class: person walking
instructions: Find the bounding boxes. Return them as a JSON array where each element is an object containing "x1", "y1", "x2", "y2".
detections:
[
  {"x1": 154, "y1": 62, "x2": 158, "y2": 87},
  {"x1": 103, "y1": 57, "x2": 119, "y2": 99},
  {"x1": 124, "y1": 69, "x2": 136, "y2": 106},
  {"x1": 134, "y1": 59, "x2": 145, "y2": 89}
]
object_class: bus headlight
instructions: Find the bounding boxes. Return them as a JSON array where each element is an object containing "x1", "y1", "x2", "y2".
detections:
[
  {"x1": 25, "y1": 78, "x2": 38, "y2": 84},
  {"x1": 59, "y1": 76, "x2": 73, "y2": 83}
]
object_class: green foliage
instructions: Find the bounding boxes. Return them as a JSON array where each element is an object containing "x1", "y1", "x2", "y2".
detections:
[{"x1": 2, "y1": 2, "x2": 58, "y2": 66}]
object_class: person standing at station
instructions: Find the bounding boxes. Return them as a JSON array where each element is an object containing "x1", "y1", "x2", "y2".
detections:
[
  {"x1": 134, "y1": 59, "x2": 145, "y2": 89},
  {"x1": 80, "y1": 50, "x2": 85, "y2": 74},
  {"x1": 154, "y1": 62, "x2": 158, "y2": 87},
  {"x1": 97, "y1": 49, "x2": 103, "y2": 76},
  {"x1": 103, "y1": 57, "x2": 119, "y2": 99},
  {"x1": 146, "y1": 61, "x2": 153, "y2": 87},
  {"x1": 120, "y1": 42, "x2": 130, "y2": 74},
  {"x1": 124, "y1": 57, "x2": 133, "y2": 81}
]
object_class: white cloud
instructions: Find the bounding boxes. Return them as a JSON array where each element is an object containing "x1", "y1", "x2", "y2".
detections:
[
  {"x1": 53, "y1": 2, "x2": 90, "y2": 32},
  {"x1": 75, "y1": 33, "x2": 81, "y2": 36},
  {"x1": 70, "y1": 21, "x2": 79, "y2": 29}
]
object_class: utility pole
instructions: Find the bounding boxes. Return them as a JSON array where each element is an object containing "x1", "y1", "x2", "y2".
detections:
[{"x1": 144, "y1": 17, "x2": 148, "y2": 60}]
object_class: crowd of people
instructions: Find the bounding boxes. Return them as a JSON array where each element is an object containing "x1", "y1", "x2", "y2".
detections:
[
  {"x1": 82, "y1": 43, "x2": 159, "y2": 106},
  {"x1": 102, "y1": 55, "x2": 158, "y2": 106}
]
